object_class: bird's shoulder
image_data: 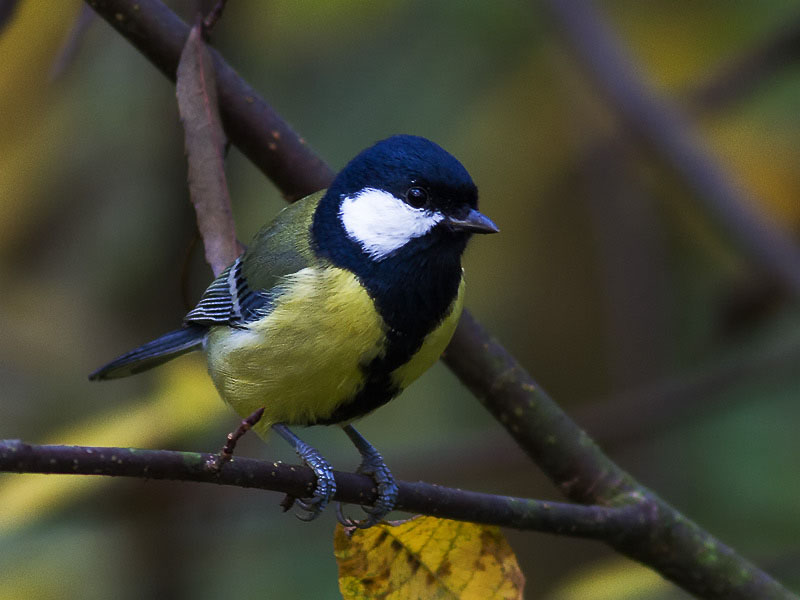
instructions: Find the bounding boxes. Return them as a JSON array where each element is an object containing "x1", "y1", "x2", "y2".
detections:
[
  {"x1": 240, "y1": 191, "x2": 325, "y2": 288},
  {"x1": 185, "y1": 191, "x2": 328, "y2": 326}
]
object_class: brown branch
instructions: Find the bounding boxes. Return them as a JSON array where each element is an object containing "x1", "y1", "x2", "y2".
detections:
[
  {"x1": 687, "y1": 14, "x2": 800, "y2": 113},
  {"x1": 540, "y1": 0, "x2": 800, "y2": 298},
  {"x1": 209, "y1": 406, "x2": 265, "y2": 469},
  {"x1": 0, "y1": 440, "x2": 637, "y2": 539},
  {"x1": 84, "y1": 0, "x2": 334, "y2": 202},
  {"x1": 81, "y1": 1, "x2": 798, "y2": 598}
]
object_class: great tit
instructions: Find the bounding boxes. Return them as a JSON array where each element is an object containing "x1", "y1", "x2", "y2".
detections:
[{"x1": 90, "y1": 134, "x2": 498, "y2": 527}]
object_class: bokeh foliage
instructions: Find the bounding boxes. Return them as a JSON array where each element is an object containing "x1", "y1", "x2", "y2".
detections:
[{"x1": 1, "y1": 1, "x2": 799, "y2": 598}]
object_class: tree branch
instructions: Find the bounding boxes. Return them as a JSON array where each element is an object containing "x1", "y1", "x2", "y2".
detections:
[
  {"x1": 444, "y1": 314, "x2": 796, "y2": 599},
  {"x1": 540, "y1": 0, "x2": 800, "y2": 298},
  {"x1": 78, "y1": 0, "x2": 799, "y2": 597},
  {"x1": 0, "y1": 440, "x2": 636, "y2": 539},
  {"x1": 85, "y1": 0, "x2": 334, "y2": 202},
  {"x1": 687, "y1": 13, "x2": 800, "y2": 113}
]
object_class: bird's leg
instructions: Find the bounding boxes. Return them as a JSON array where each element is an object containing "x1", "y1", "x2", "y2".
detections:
[
  {"x1": 336, "y1": 424, "x2": 398, "y2": 529},
  {"x1": 272, "y1": 423, "x2": 336, "y2": 521},
  {"x1": 206, "y1": 407, "x2": 265, "y2": 472}
]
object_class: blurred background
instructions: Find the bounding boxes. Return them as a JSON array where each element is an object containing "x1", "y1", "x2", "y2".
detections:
[{"x1": 2, "y1": 0, "x2": 800, "y2": 598}]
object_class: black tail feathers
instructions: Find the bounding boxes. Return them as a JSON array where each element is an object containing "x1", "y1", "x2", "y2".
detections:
[{"x1": 89, "y1": 325, "x2": 207, "y2": 380}]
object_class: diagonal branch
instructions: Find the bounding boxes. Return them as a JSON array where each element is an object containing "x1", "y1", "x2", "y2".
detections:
[
  {"x1": 687, "y1": 13, "x2": 800, "y2": 113},
  {"x1": 540, "y1": 0, "x2": 800, "y2": 297},
  {"x1": 0, "y1": 440, "x2": 638, "y2": 539},
  {"x1": 443, "y1": 314, "x2": 797, "y2": 599},
  {"x1": 79, "y1": 1, "x2": 799, "y2": 598},
  {"x1": 85, "y1": 0, "x2": 334, "y2": 201}
]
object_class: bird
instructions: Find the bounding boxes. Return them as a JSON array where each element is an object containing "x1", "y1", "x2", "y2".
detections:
[{"x1": 90, "y1": 134, "x2": 498, "y2": 527}]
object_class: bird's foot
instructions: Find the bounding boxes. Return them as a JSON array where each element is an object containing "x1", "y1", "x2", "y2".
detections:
[
  {"x1": 272, "y1": 423, "x2": 336, "y2": 522},
  {"x1": 337, "y1": 425, "x2": 398, "y2": 529},
  {"x1": 290, "y1": 438, "x2": 337, "y2": 521}
]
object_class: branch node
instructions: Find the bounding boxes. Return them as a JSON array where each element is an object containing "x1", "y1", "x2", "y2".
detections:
[{"x1": 206, "y1": 407, "x2": 265, "y2": 472}]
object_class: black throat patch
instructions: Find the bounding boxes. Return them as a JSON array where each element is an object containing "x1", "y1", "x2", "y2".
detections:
[{"x1": 311, "y1": 193, "x2": 467, "y2": 424}]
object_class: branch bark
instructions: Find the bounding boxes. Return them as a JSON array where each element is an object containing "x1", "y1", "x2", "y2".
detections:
[
  {"x1": 0, "y1": 440, "x2": 637, "y2": 539},
  {"x1": 71, "y1": 0, "x2": 800, "y2": 597}
]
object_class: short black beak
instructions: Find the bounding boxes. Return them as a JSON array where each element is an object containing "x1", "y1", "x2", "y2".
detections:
[{"x1": 444, "y1": 209, "x2": 499, "y2": 234}]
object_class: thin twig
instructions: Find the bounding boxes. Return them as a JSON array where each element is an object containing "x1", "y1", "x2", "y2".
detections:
[
  {"x1": 576, "y1": 332, "x2": 800, "y2": 447},
  {"x1": 202, "y1": 0, "x2": 228, "y2": 34},
  {"x1": 206, "y1": 406, "x2": 265, "y2": 471}
]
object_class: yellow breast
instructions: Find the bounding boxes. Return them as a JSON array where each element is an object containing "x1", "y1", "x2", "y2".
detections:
[{"x1": 204, "y1": 266, "x2": 386, "y2": 435}]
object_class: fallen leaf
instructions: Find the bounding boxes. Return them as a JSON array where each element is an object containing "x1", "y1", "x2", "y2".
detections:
[{"x1": 335, "y1": 516, "x2": 525, "y2": 600}]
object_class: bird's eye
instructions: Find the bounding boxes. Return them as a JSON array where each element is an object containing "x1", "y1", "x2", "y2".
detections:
[{"x1": 405, "y1": 186, "x2": 429, "y2": 208}]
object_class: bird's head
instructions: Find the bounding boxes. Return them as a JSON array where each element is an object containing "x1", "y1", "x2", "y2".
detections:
[{"x1": 314, "y1": 135, "x2": 498, "y2": 265}]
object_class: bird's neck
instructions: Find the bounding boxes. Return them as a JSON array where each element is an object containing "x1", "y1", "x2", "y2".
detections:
[
  {"x1": 312, "y1": 194, "x2": 465, "y2": 338},
  {"x1": 368, "y1": 242, "x2": 464, "y2": 336}
]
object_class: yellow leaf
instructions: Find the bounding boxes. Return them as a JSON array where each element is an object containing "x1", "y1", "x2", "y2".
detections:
[{"x1": 334, "y1": 516, "x2": 525, "y2": 600}]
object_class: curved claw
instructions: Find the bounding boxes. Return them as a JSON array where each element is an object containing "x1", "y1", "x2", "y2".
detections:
[
  {"x1": 343, "y1": 509, "x2": 382, "y2": 529},
  {"x1": 296, "y1": 508, "x2": 322, "y2": 522},
  {"x1": 296, "y1": 458, "x2": 336, "y2": 521},
  {"x1": 272, "y1": 424, "x2": 336, "y2": 522},
  {"x1": 354, "y1": 443, "x2": 398, "y2": 524},
  {"x1": 335, "y1": 502, "x2": 384, "y2": 530},
  {"x1": 363, "y1": 465, "x2": 398, "y2": 517},
  {"x1": 336, "y1": 502, "x2": 357, "y2": 528},
  {"x1": 338, "y1": 425, "x2": 399, "y2": 529},
  {"x1": 294, "y1": 498, "x2": 321, "y2": 520},
  {"x1": 296, "y1": 498, "x2": 319, "y2": 511}
]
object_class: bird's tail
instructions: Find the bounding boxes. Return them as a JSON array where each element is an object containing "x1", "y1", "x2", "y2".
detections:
[{"x1": 89, "y1": 325, "x2": 207, "y2": 380}]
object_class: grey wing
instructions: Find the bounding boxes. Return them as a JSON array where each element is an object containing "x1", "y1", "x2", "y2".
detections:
[{"x1": 184, "y1": 258, "x2": 274, "y2": 327}]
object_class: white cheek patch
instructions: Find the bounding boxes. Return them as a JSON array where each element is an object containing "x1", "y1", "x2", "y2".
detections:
[{"x1": 339, "y1": 188, "x2": 443, "y2": 261}]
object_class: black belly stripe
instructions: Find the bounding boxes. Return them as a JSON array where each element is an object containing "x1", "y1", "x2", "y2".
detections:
[
  {"x1": 316, "y1": 337, "x2": 406, "y2": 425},
  {"x1": 317, "y1": 288, "x2": 459, "y2": 425}
]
